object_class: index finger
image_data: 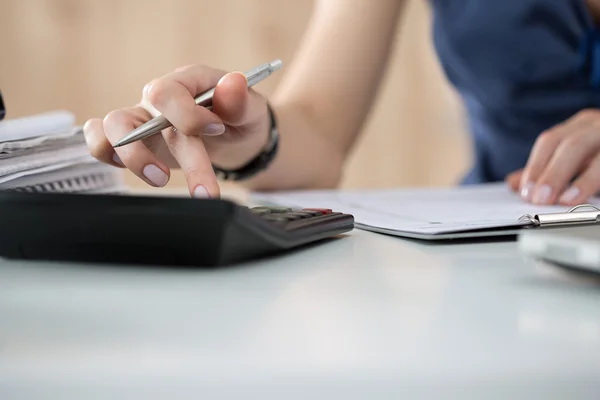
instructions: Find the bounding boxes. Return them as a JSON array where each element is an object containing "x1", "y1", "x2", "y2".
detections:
[
  {"x1": 161, "y1": 127, "x2": 220, "y2": 198},
  {"x1": 146, "y1": 65, "x2": 226, "y2": 136},
  {"x1": 520, "y1": 129, "x2": 562, "y2": 200}
]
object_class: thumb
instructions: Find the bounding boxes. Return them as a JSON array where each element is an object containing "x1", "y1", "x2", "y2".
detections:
[{"x1": 212, "y1": 72, "x2": 267, "y2": 127}]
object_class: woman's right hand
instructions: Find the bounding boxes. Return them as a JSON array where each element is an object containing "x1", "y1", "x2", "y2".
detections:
[{"x1": 83, "y1": 64, "x2": 272, "y2": 198}]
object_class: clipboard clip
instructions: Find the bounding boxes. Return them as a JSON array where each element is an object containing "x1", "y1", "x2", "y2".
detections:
[{"x1": 519, "y1": 204, "x2": 600, "y2": 227}]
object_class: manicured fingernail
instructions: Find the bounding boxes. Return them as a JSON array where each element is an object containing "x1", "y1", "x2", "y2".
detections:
[
  {"x1": 143, "y1": 164, "x2": 168, "y2": 187},
  {"x1": 532, "y1": 184, "x2": 552, "y2": 204},
  {"x1": 112, "y1": 152, "x2": 124, "y2": 167},
  {"x1": 193, "y1": 185, "x2": 210, "y2": 198},
  {"x1": 521, "y1": 182, "x2": 534, "y2": 200},
  {"x1": 559, "y1": 186, "x2": 580, "y2": 203},
  {"x1": 203, "y1": 123, "x2": 225, "y2": 136}
]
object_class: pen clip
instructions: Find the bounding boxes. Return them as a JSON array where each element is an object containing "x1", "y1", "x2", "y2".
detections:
[{"x1": 519, "y1": 204, "x2": 600, "y2": 227}]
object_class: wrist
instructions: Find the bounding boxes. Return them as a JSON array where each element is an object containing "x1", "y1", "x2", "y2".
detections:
[{"x1": 212, "y1": 102, "x2": 279, "y2": 181}]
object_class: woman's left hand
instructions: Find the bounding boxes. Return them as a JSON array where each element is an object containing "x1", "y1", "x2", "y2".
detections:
[{"x1": 506, "y1": 109, "x2": 600, "y2": 206}]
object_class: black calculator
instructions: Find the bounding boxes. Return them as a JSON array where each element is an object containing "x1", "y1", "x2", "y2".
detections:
[{"x1": 0, "y1": 191, "x2": 354, "y2": 267}]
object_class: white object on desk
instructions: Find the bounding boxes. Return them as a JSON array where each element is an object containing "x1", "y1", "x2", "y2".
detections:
[
  {"x1": 0, "y1": 143, "x2": 95, "y2": 184},
  {"x1": 519, "y1": 225, "x2": 600, "y2": 275},
  {"x1": 252, "y1": 183, "x2": 600, "y2": 239},
  {"x1": 0, "y1": 110, "x2": 75, "y2": 142},
  {"x1": 0, "y1": 110, "x2": 125, "y2": 193},
  {"x1": 0, "y1": 229, "x2": 599, "y2": 399}
]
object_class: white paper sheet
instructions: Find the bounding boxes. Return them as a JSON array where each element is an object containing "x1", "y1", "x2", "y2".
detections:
[
  {"x1": 0, "y1": 127, "x2": 81, "y2": 158},
  {"x1": 0, "y1": 143, "x2": 93, "y2": 181},
  {"x1": 251, "y1": 183, "x2": 600, "y2": 238},
  {"x1": 0, "y1": 110, "x2": 75, "y2": 142}
]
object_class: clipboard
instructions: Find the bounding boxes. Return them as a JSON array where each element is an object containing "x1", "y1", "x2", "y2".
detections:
[
  {"x1": 249, "y1": 184, "x2": 600, "y2": 241},
  {"x1": 347, "y1": 204, "x2": 600, "y2": 240}
]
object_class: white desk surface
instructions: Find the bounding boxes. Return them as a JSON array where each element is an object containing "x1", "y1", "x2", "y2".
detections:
[{"x1": 1, "y1": 189, "x2": 600, "y2": 399}]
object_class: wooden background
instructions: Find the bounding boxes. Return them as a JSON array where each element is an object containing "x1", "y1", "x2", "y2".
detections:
[{"x1": 0, "y1": 0, "x2": 470, "y2": 191}]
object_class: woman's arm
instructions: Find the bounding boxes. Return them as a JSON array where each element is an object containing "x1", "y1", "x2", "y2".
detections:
[
  {"x1": 84, "y1": 0, "x2": 406, "y2": 196},
  {"x1": 215, "y1": 0, "x2": 407, "y2": 190}
]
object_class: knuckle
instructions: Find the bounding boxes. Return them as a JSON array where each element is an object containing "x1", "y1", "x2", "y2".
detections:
[
  {"x1": 177, "y1": 124, "x2": 201, "y2": 136},
  {"x1": 183, "y1": 165, "x2": 201, "y2": 179},
  {"x1": 182, "y1": 163, "x2": 220, "y2": 197},
  {"x1": 175, "y1": 114, "x2": 208, "y2": 137},
  {"x1": 173, "y1": 64, "x2": 197, "y2": 74},
  {"x1": 162, "y1": 127, "x2": 181, "y2": 144},
  {"x1": 147, "y1": 79, "x2": 170, "y2": 108},
  {"x1": 562, "y1": 134, "x2": 585, "y2": 149},
  {"x1": 142, "y1": 79, "x2": 156, "y2": 98},
  {"x1": 576, "y1": 108, "x2": 600, "y2": 121},
  {"x1": 536, "y1": 130, "x2": 559, "y2": 148},
  {"x1": 103, "y1": 109, "x2": 130, "y2": 130}
]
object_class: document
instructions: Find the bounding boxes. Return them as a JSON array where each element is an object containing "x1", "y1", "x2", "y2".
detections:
[
  {"x1": 0, "y1": 128, "x2": 81, "y2": 159},
  {"x1": 251, "y1": 183, "x2": 600, "y2": 239},
  {"x1": 0, "y1": 111, "x2": 125, "y2": 193}
]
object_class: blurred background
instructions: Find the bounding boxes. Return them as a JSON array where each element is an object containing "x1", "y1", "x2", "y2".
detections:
[{"x1": 0, "y1": 0, "x2": 470, "y2": 192}]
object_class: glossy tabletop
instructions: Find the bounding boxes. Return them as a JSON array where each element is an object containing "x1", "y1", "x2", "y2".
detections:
[{"x1": 1, "y1": 226, "x2": 600, "y2": 399}]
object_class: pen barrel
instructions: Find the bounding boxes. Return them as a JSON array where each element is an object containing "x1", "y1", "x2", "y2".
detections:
[
  {"x1": 195, "y1": 88, "x2": 215, "y2": 108},
  {"x1": 128, "y1": 116, "x2": 172, "y2": 143}
]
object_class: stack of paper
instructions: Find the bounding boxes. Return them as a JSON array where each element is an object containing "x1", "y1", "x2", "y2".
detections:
[{"x1": 0, "y1": 110, "x2": 126, "y2": 194}]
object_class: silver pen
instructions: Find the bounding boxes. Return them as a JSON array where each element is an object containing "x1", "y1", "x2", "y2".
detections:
[{"x1": 113, "y1": 59, "x2": 283, "y2": 147}]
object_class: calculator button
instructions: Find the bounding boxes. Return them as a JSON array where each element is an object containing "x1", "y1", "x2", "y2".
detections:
[
  {"x1": 296, "y1": 210, "x2": 322, "y2": 217},
  {"x1": 252, "y1": 206, "x2": 293, "y2": 214},
  {"x1": 262, "y1": 214, "x2": 290, "y2": 224},
  {"x1": 264, "y1": 213, "x2": 300, "y2": 222},
  {"x1": 250, "y1": 208, "x2": 272, "y2": 216},
  {"x1": 302, "y1": 208, "x2": 333, "y2": 214},
  {"x1": 284, "y1": 212, "x2": 313, "y2": 220}
]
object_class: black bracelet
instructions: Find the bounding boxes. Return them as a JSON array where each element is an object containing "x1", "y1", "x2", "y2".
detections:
[{"x1": 212, "y1": 102, "x2": 279, "y2": 181}]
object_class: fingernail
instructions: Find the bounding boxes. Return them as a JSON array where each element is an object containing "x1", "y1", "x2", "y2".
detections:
[
  {"x1": 559, "y1": 186, "x2": 580, "y2": 203},
  {"x1": 218, "y1": 71, "x2": 246, "y2": 86},
  {"x1": 203, "y1": 123, "x2": 225, "y2": 136},
  {"x1": 532, "y1": 184, "x2": 552, "y2": 204},
  {"x1": 143, "y1": 164, "x2": 168, "y2": 187},
  {"x1": 112, "y1": 152, "x2": 124, "y2": 167},
  {"x1": 521, "y1": 182, "x2": 534, "y2": 200},
  {"x1": 233, "y1": 71, "x2": 248, "y2": 83},
  {"x1": 193, "y1": 185, "x2": 210, "y2": 198}
]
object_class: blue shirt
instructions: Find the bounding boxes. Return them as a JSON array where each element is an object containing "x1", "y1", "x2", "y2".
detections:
[{"x1": 431, "y1": 0, "x2": 600, "y2": 184}]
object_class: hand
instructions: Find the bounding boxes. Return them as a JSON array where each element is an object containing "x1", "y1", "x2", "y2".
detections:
[
  {"x1": 510, "y1": 109, "x2": 600, "y2": 206},
  {"x1": 83, "y1": 64, "x2": 271, "y2": 198}
]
